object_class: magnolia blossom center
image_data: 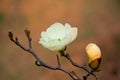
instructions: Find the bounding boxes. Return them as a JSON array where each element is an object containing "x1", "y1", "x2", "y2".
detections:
[{"x1": 58, "y1": 38, "x2": 61, "y2": 42}]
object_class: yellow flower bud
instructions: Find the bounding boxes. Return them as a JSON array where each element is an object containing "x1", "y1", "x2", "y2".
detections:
[{"x1": 86, "y1": 43, "x2": 101, "y2": 70}]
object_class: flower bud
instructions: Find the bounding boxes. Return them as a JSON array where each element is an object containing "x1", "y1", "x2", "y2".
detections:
[
  {"x1": 8, "y1": 32, "x2": 14, "y2": 41},
  {"x1": 24, "y1": 29, "x2": 30, "y2": 38},
  {"x1": 86, "y1": 43, "x2": 101, "y2": 70}
]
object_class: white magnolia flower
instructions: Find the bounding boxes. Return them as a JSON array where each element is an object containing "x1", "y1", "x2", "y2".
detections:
[
  {"x1": 86, "y1": 43, "x2": 101, "y2": 63},
  {"x1": 39, "y1": 22, "x2": 78, "y2": 51}
]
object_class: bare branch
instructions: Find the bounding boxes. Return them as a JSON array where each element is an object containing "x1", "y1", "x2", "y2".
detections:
[
  {"x1": 24, "y1": 29, "x2": 32, "y2": 49},
  {"x1": 8, "y1": 30, "x2": 99, "y2": 80},
  {"x1": 61, "y1": 53, "x2": 99, "y2": 80},
  {"x1": 56, "y1": 55, "x2": 61, "y2": 66},
  {"x1": 8, "y1": 31, "x2": 81, "y2": 80},
  {"x1": 83, "y1": 70, "x2": 99, "y2": 80}
]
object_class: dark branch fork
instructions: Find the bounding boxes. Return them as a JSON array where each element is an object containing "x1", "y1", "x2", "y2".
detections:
[{"x1": 8, "y1": 30, "x2": 99, "y2": 80}]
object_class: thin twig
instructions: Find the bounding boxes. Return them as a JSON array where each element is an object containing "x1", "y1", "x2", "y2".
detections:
[
  {"x1": 8, "y1": 31, "x2": 81, "y2": 80},
  {"x1": 57, "y1": 55, "x2": 61, "y2": 66},
  {"x1": 8, "y1": 30, "x2": 99, "y2": 80},
  {"x1": 83, "y1": 70, "x2": 98, "y2": 80},
  {"x1": 62, "y1": 53, "x2": 98, "y2": 80},
  {"x1": 56, "y1": 55, "x2": 81, "y2": 80}
]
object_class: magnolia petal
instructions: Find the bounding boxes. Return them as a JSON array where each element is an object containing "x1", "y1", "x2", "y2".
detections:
[
  {"x1": 64, "y1": 23, "x2": 72, "y2": 35},
  {"x1": 71, "y1": 27, "x2": 78, "y2": 42},
  {"x1": 64, "y1": 23, "x2": 78, "y2": 42},
  {"x1": 40, "y1": 39, "x2": 64, "y2": 51},
  {"x1": 60, "y1": 34, "x2": 72, "y2": 46},
  {"x1": 41, "y1": 32, "x2": 49, "y2": 42},
  {"x1": 46, "y1": 23, "x2": 66, "y2": 39}
]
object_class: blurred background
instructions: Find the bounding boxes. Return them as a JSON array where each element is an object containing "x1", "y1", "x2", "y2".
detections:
[{"x1": 0, "y1": 0, "x2": 120, "y2": 80}]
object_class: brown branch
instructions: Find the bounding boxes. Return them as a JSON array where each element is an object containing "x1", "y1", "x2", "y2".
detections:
[
  {"x1": 8, "y1": 31, "x2": 81, "y2": 80},
  {"x1": 83, "y1": 70, "x2": 98, "y2": 80},
  {"x1": 56, "y1": 55, "x2": 61, "y2": 66},
  {"x1": 8, "y1": 30, "x2": 99, "y2": 80},
  {"x1": 59, "y1": 51, "x2": 98, "y2": 80}
]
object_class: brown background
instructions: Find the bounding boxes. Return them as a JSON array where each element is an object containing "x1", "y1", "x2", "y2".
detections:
[{"x1": 0, "y1": 0, "x2": 120, "y2": 80}]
